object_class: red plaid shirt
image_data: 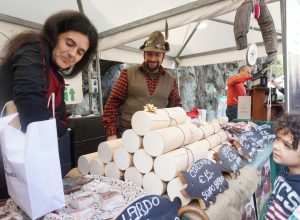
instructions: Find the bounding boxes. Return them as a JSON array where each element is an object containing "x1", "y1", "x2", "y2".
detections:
[{"x1": 102, "y1": 64, "x2": 182, "y2": 136}]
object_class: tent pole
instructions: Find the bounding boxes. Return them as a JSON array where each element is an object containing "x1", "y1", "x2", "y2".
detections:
[
  {"x1": 175, "y1": 68, "x2": 181, "y2": 97},
  {"x1": 76, "y1": 0, "x2": 84, "y2": 13},
  {"x1": 175, "y1": 21, "x2": 201, "y2": 58}
]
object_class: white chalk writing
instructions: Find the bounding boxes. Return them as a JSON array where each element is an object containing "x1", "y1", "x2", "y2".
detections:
[
  {"x1": 121, "y1": 197, "x2": 160, "y2": 220},
  {"x1": 189, "y1": 160, "x2": 211, "y2": 178}
]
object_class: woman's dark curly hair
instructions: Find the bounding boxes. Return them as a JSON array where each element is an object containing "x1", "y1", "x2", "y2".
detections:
[
  {"x1": 1, "y1": 10, "x2": 98, "y2": 76},
  {"x1": 274, "y1": 113, "x2": 300, "y2": 150}
]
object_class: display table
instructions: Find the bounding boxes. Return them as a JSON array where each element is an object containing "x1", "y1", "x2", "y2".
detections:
[{"x1": 0, "y1": 144, "x2": 275, "y2": 220}]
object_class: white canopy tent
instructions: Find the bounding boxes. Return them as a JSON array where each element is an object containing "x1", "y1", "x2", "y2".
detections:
[{"x1": 0, "y1": 0, "x2": 282, "y2": 69}]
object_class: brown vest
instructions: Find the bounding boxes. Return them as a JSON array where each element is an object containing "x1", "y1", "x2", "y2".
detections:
[{"x1": 120, "y1": 65, "x2": 175, "y2": 128}]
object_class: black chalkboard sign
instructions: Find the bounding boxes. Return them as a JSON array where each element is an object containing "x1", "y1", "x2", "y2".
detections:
[
  {"x1": 179, "y1": 159, "x2": 228, "y2": 209},
  {"x1": 238, "y1": 131, "x2": 258, "y2": 159},
  {"x1": 217, "y1": 144, "x2": 242, "y2": 175},
  {"x1": 253, "y1": 124, "x2": 276, "y2": 146},
  {"x1": 116, "y1": 195, "x2": 181, "y2": 220}
]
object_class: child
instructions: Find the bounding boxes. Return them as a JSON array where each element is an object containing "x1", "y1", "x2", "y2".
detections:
[{"x1": 264, "y1": 113, "x2": 300, "y2": 219}]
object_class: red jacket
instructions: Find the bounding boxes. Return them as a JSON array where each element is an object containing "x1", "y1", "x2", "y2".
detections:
[{"x1": 227, "y1": 75, "x2": 252, "y2": 106}]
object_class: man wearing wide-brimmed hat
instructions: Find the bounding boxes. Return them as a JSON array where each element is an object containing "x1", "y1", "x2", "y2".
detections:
[{"x1": 102, "y1": 30, "x2": 182, "y2": 140}]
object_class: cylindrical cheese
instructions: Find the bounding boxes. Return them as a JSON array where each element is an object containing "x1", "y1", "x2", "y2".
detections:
[
  {"x1": 154, "y1": 140, "x2": 210, "y2": 181},
  {"x1": 131, "y1": 107, "x2": 187, "y2": 136},
  {"x1": 133, "y1": 149, "x2": 153, "y2": 174},
  {"x1": 199, "y1": 124, "x2": 215, "y2": 138},
  {"x1": 113, "y1": 148, "x2": 133, "y2": 171},
  {"x1": 78, "y1": 152, "x2": 98, "y2": 175},
  {"x1": 104, "y1": 162, "x2": 124, "y2": 180},
  {"x1": 124, "y1": 167, "x2": 144, "y2": 187},
  {"x1": 167, "y1": 177, "x2": 191, "y2": 206},
  {"x1": 143, "y1": 172, "x2": 167, "y2": 196},
  {"x1": 210, "y1": 119, "x2": 221, "y2": 133},
  {"x1": 98, "y1": 139, "x2": 123, "y2": 163},
  {"x1": 143, "y1": 123, "x2": 203, "y2": 157},
  {"x1": 89, "y1": 158, "x2": 105, "y2": 175},
  {"x1": 122, "y1": 129, "x2": 142, "y2": 153}
]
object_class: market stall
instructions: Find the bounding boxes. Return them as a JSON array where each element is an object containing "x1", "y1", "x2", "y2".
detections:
[
  {"x1": 0, "y1": 0, "x2": 295, "y2": 218},
  {"x1": 0, "y1": 107, "x2": 276, "y2": 219}
]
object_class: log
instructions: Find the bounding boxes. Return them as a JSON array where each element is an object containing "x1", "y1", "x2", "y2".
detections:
[
  {"x1": 78, "y1": 152, "x2": 98, "y2": 175},
  {"x1": 113, "y1": 148, "x2": 133, "y2": 171},
  {"x1": 98, "y1": 139, "x2": 123, "y2": 163},
  {"x1": 167, "y1": 177, "x2": 191, "y2": 206},
  {"x1": 124, "y1": 167, "x2": 144, "y2": 187},
  {"x1": 104, "y1": 162, "x2": 124, "y2": 180},
  {"x1": 122, "y1": 129, "x2": 142, "y2": 153},
  {"x1": 89, "y1": 158, "x2": 105, "y2": 175},
  {"x1": 142, "y1": 172, "x2": 167, "y2": 196},
  {"x1": 143, "y1": 123, "x2": 203, "y2": 157},
  {"x1": 133, "y1": 149, "x2": 153, "y2": 174},
  {"x1": 154, "y1": 140, "x2": 210, "y2": 181},
  {"x1": 131, "y1": 107, "x2": 187, "y2": 136}
]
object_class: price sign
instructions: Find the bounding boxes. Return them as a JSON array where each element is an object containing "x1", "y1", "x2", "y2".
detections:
[
  {"x1": 253, "y1": 124, "x2": 276, "y2": 146},
  {"x1": 179, "y1": 159, "x2": 228, "y2": 209},
  {"x1": 218, "y1": 144, "x2": 242, "y2": 175},
  {"x1": 238, "y1": 131, "x2": 258, "y2": 159},
  {"x1": 116, "y1": 195, "x2": 181, "y2": 220}
]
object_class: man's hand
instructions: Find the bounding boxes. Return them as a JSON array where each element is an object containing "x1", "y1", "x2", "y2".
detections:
[
  {"x1": 107, "y1": 135, "x2": 117, "y2": 141},
  {"x1": 271, "y1": 79, "x2": 282, "y2": 90}
]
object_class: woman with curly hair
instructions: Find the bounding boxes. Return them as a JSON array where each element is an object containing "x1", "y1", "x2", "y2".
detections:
[
  {"x1": 0, "y1": 10, "x2": 98, "y2": 136},
  {"x1": 0, "y1": 10, "x2": 98, "y2": 199},
  {"x1": 264, "y1": 113, "x2": 300, "y2": 219}
]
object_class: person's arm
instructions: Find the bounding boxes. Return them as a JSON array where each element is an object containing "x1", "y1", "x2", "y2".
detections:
[
  {"x1": 278, "y1": 87, "x2": 285, "y2": 94},
  {"x1": 167, "y1": 79, "x2": 182, "y2": 107},
  {"x1": 228, "y1": 75, "x2": 252, "y2": 86},
  {"x1": 11, "y1": 43, "x2": 51, "y2": 133},
  {"x1": 102, "y1": 69, "x2": 128, "y2": 138},
  {"x1": 271, "y1": 80, "x2": 285, "y2": 94}
]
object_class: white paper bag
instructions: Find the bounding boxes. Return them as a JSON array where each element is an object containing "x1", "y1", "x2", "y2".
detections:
[{"x1": 0, "y1": 97, "x2": 65, "y2": 219}]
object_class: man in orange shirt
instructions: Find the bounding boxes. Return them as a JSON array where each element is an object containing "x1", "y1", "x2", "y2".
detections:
[{"x1": 226, "y1": 65, "x2": 252, "y2": 121}]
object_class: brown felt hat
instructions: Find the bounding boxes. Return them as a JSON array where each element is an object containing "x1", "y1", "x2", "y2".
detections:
[{"x1": 139, "y1": 31, "x2": 170, "y2": 53}]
